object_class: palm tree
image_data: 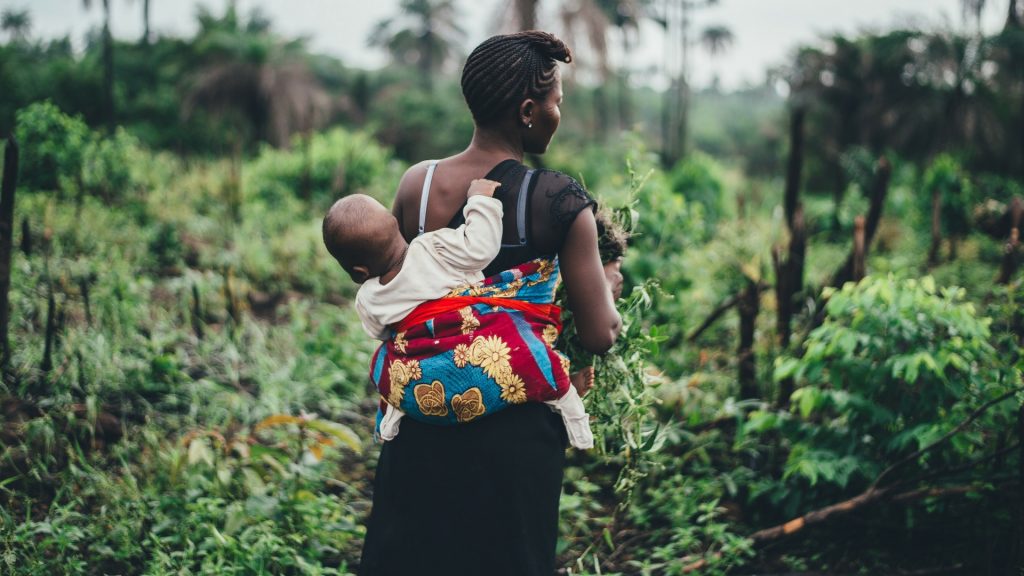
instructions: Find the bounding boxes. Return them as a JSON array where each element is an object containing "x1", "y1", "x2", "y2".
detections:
[
  {"x1": 655, "y1": 0, "x2": 723, "y2": 167},
  {"x1": 368, "y1": 0, "x2": 465, "y2": 91},
  {"x1": 82, "y1": 0, "x2": 115, "y2": 131},
  {"x1": 510, "y1": 0, "x2": 541, "y2": 30},
  {"x1": 139, "y1": 0, "x2": 152, "y2": 44},
  {"x1": 1, "y1": 9, "x2": 31, "y2": 44},
  {"x1": 184, "y1": 7, "x2": 330, "y2": 148},
  {"x1": 1008, "y1": 0, "x2": 1023, "y2": 29},
  {"x1": 961, "y1": 0, "x2": 987, "y2": 33},
  {"x1": 700, "y1": 24, "x2": 734, "y2": 90}
]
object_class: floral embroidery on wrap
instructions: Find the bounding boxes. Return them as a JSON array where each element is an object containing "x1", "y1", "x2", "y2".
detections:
[
  {"x1": 459, "y1": 306, "x2": 480, "y2": 334},
  {"x1": 387, "y1": 359, "x2": 421, "y2": 406},
  {"x1": 370, "y1": 257, "x2": 572, "y2": 434}
]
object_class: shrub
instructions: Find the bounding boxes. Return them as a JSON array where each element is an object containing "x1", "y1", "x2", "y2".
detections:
[
  {"x1": 771, "y1": 275, "x2": 1017, "y2": 493},
  {"x1": 14, "y1": 100, "x2": 90, "y2": 193},
  {"x1": 245, "y1": 127, "x2": 400, "y2": 208},
  {"x1": 668, "y1": 152, "x2": 728, "y2": 231}
]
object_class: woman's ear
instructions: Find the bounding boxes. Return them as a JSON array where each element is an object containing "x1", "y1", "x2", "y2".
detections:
[{"x1": 519, "y1": 98, "x2": 536, "y2": 128}]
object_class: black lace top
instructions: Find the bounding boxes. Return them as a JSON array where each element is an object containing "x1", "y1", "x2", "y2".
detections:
[{"x1": 445, "y1": 159, "x2": 597, "y2": 277}]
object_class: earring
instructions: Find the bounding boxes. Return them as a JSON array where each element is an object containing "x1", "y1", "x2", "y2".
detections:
[{"x1": 527, "y1": 122, "x2": 533, "y2": 129}]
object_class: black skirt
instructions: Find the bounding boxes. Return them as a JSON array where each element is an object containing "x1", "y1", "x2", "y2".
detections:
[{"x1": 358, "y1": 402, "x2": 569, "y2": 576}]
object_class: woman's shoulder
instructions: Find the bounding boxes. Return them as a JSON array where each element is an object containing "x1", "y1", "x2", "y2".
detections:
[
  {"x1": 394, "y1": 160, "x2": 437, "y2": 203},
  {"x1": 531, "y1": 168, "x2": 597, "y2": 224}
]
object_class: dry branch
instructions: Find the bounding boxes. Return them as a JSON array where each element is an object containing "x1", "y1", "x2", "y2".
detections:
[{"x1": 687, "y1": 283, "x2": 768, "y2": 342}]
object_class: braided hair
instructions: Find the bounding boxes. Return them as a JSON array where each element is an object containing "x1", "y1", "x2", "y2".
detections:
[{"x1": 461, "y1": 31, "x2": 572, "y2": 126}]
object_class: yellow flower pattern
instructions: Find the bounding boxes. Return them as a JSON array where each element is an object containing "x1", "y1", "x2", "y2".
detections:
[
  {"x1": 387, "y1": 359, "x2": 421, "y2": 406},
  {"x1": 451, "y1": 388, "x2": 486, "y2": 422},
  {"x1": 498, "y1": 373, "x2": 527, "y2": 404},
  {"x1": 468, "y1": 335, "x2": 512, "y2": 382},
  {"x1": 453, "y1": 344, "x2": 470, "y2": 368},
  {"x1": 393, "y1": 331, "x2": 408, "y2": 353},
  {"x1": 459, "y1": 306, "x2": 480, "y2": 334},
  {"x1": 542, "y1": 325, "x2": 559, "y2": 346},
  {"x1": 414, "y1": 381, "x2": 448, "y2": 417}
]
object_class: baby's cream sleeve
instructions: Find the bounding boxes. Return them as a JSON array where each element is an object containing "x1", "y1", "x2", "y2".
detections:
[
  {"x1": 429, "y1": 195, "x2": 503, "y2": 273},
  {"x1": 354, "y1": 289, "x2": 390, "y2": 340}
]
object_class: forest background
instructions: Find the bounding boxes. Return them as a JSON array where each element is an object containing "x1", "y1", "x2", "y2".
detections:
[{"x1": 1, "y1": 0, "x2": 1023, "y2": 574}]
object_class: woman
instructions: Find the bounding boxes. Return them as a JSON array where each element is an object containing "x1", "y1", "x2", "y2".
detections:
[{"x1": 359, "y1": 31, "x2": 622, "y2": 576}]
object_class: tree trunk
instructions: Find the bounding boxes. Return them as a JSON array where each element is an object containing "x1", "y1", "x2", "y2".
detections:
[
  {"x1": 852, "y1": 216, "x2": 866, "y2": 282},
  {"x1": 0, "y1": 137, "x2": 17, "y2": 372},
  {"x1": 516, "y1": 0, "x2": 538, "y2": 30},
  {"x1": 102, "y1": 0, "x2": 115, "y2": 132},
  {"x1": 832, "y1": 158, "x2": 890, "y2": 287},
  {"x1": 738, "y1": 278, "x2": 759, "y2": 400},
  {"x1": 191, "y1": 283, "x2": 204, "y2": 341},
  {"x1": 1008, "y1": 0, "x2": 1022, "y2": 30},
  {"x1": 41, "y1": 290, "x2": 56, "y2": 373},
  {"x1": 141, "y1": 0, "x2": 151, "y2": 45},
  {"x1": 1016, "y1": 403, "x2": 1024, "y2": 570},
  {"x1": 419, "y1": 28, "x2": 433, "y2": 91},
  {"x1": 618, "y1": 34, "x2": 633, "y2": 131},
  {"x1": 774, "y1": 205, "x2": 804, "y2": 407},
  {"x1": 929, "y1": 188, "x2": 942, "y2": 266},
  {"x1": 784, "y1": 107, "x2": 806, "y2": 230},
  {"x1": 997, "y1": 198, "x2": 1023, "y2": 284},
  {"x1": 19, "y1": 216, "x2": 31, "y2": 256}
]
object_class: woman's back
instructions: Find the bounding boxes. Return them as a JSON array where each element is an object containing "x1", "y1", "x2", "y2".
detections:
[{"x1": 393, "y1": 157, "x2": 595, "y2": 274}]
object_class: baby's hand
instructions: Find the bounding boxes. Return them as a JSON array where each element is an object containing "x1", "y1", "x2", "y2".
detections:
[
  {"x1": 570, "y1": 366, "x2": 595, "y2": 397},
  {"x1": 468, "y1": 178, "x2": 501, "y2": 198}
]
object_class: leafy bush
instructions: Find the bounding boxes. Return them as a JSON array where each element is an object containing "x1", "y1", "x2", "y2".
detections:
[
  {"x1": 81, "y1": 127, "x2": 145, "y2": 204},
  {"x1": 245, "y1": 127, "x2": 400, "y2": 208},
  {"x1": 922, "y1": 154, "x2": 973, "y2": 239},
  {"x1": 14, "y1": 100, "x2": 90, "y2": 193},
  {"x1": 770, "y1": 275, "x2": 1017, "y2": 494},
  {"x1": 668, "y1": 152, "x2": 728, "y2": 232}
]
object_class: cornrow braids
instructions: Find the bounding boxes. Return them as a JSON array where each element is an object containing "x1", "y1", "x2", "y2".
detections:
[{"x1": 461, "y1": 30, "x2": 572, "y2": 125}]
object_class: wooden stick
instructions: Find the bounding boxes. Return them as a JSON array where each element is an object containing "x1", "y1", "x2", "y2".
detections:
[{"x1": 0, "y1": 136, "x2": 17, "y2": 371}]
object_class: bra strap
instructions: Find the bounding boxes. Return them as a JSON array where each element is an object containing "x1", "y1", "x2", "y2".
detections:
[
  {"x1": 516, "y1": 169, "x2": 535, "y2": 245},
  {"x1": 417, "y1": 160, "x2": 439, "y2": 237}
]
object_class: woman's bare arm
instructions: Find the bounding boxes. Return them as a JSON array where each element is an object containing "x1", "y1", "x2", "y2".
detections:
[{"x1": 559, "y1": 209, "x2": 622, "y2": 354}]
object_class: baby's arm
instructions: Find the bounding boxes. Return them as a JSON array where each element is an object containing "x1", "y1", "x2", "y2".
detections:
[
  {"x1": 431, "y1": 179, "x2": 503, "y2": 272},
  {"x1": 354, "y1": 292, "x2": 390, "y2": 340}
]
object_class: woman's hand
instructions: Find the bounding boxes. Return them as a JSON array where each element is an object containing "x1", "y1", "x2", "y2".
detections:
[
  {"x1": 603, "y1": 258, "x2": 623, "y2": 301},
  {"x1": 570, "y1": 366, "x2": 595, "y2": 397}
]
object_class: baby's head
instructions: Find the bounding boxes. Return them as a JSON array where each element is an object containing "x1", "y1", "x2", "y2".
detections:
[{"x1": 323, "y1": 194, "x2": 404, "y2": 284}]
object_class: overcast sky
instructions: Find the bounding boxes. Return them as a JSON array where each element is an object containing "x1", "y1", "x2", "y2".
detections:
[{"x1": 0, "y1": 0, "x2": 1012, "y2": 90}]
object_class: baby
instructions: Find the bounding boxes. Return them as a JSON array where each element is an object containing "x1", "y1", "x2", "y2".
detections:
[{"x1": 322, "y1": 179, "x2": 593, "y2": 448}]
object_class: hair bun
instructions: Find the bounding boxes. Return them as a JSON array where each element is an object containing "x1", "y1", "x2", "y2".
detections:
[{"x1": 516, "y1": 30, "x2": 573, "y2": 64}]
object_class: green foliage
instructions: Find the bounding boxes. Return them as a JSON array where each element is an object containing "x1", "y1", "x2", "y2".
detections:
[
  {"x1": 770, "y1": 275, "x2": 1016, "y2": 492},
  {"x1": 668, "y1": 152, "x2": 728, "y2": 231},
  {"x1": 14, "y1": 100, "x2": 89, "y2": 192},
  {"x1": 367, "y1": 82, "x2": 474, "y2": 162},
  {"x1": 81, "y1": 127, "x2": 145, "y2": 204},
  {"x1": 922, "y1": 154, "x2": 972, "y2": 238},
  {"x1": 245, "y1": 127, "x2": 401, "y2": 208}
]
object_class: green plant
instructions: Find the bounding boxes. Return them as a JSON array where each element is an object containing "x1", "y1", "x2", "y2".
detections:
[
  {"x1": 771, "y1": 275, "x2": 1017, "y2": 494},
  {"x1": 14, "y1": 100, "x2": 89, "y2": 193}
]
